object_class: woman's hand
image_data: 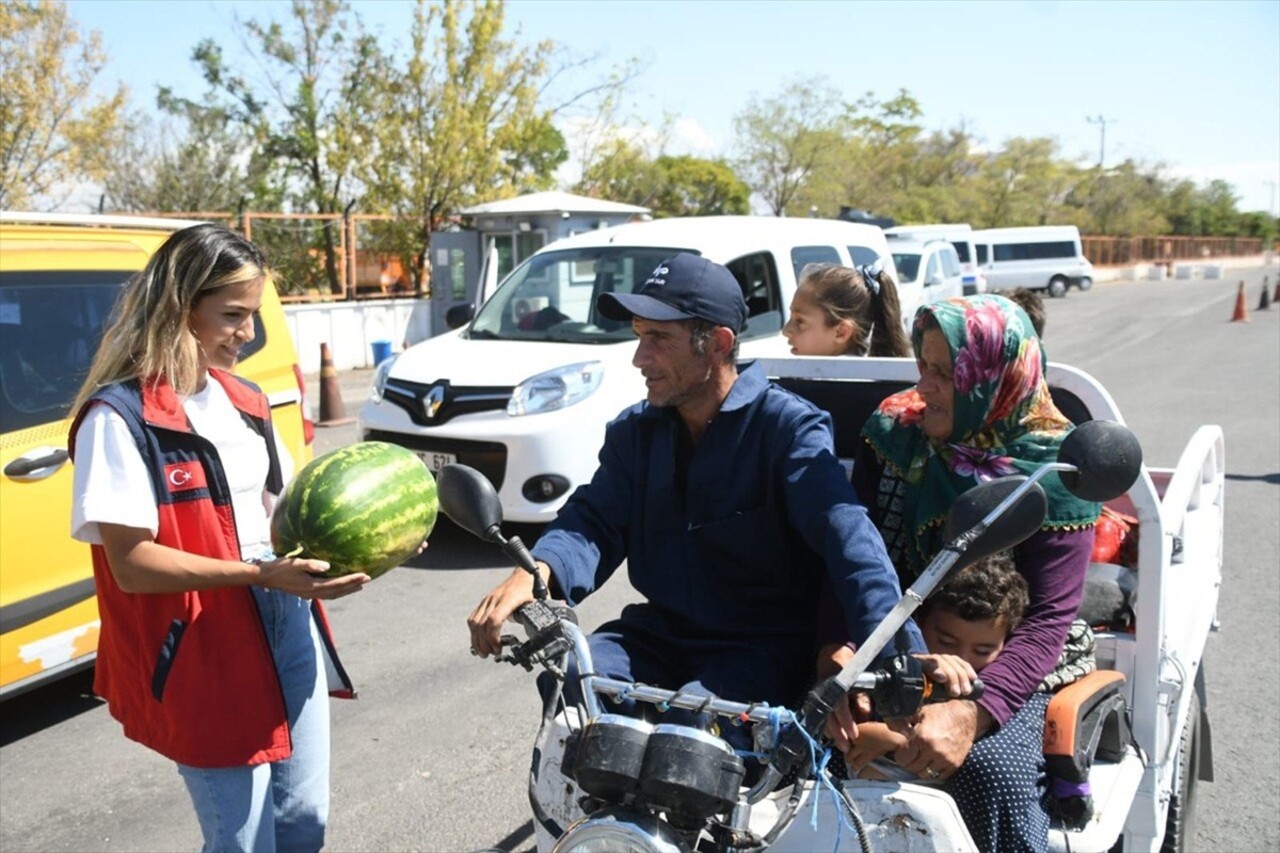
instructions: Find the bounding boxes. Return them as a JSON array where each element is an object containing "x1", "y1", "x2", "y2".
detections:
[
  {"x1": 914, "y1": 653, "x2": 978, "y2": 698},
  {"x1": 889, "y1": 700, "x2": 992, "y2": 781},
  {"x1": 255, "y1": 556, "x2": 370, "y2": 600}
]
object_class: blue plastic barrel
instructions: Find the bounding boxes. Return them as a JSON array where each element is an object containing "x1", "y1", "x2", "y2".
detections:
[{"x1": 371, "y1": 339, "x2": 393, "y2": 365}]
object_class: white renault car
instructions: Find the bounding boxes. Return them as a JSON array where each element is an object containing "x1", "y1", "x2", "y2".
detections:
[{"x1": 357, "y1": 216, "x2": 897, "y2": 523}]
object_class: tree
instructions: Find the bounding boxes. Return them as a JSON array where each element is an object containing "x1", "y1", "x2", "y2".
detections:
[
  {"x1": 102, "y1": 95, "x2": 280, "y2": 215},
  {"x1": 575, "y1": 138, "x2": 662, "y2": 206},
  {"x1": 971, "y1": 137, "x2": 1073, "y2": 227},
  {"x1": 169, "y1": 0, "x2": 380, "y2": 294},
  {"x1": 1068, "y1": 160, "x2": 1169, "y2": 236},
  {"x1": 733, "y1": 77, "x2": 846, "y2": 216},
  {"x1": 359, "y1": 0, "x2": 567, "y2": 291},
  {"x1": 0, "y1": 0, "x2": 127, "y2": 209},
  {"x1": 650, "y1": 155, "x2": 750, "y2": 217}
]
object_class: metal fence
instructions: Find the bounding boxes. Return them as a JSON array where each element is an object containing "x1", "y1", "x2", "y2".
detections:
[
  {"x1": 1081, "y1": 235, "x2": 1269, "y2": 266},
  {"x1": 136, "y1": 211, "x2": 424, "y2": 302}
]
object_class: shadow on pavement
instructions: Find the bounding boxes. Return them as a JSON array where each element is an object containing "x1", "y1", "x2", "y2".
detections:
[
  {"x1": 0, "y1": 667, "x2": 102, "y2": 746},
  {"x1": 400, "y1": 516, "x2": 548, "y2": 572}
]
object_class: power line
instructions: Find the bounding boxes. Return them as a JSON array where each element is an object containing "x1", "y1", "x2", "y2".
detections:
[{"x1": 1086, "y1": 115, "x2": 1117, "y2": 169}]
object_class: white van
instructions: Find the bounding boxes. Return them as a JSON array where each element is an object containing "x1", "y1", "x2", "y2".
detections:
[
  {"x1": 358, "y1": 216, "x2": 899, "y2": 522},
  {"x1": 885, "y1": 223, "x2": 986, "y2": 295},
  {"x1": 971, "y1": 225, "x2": 1094, "y2": 298}
]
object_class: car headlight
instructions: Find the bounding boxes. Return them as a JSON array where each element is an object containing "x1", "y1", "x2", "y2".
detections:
[
  {"x1": 553, "y1": 813, "x2": 685, "y2": 853},
  {"x1": 371, "y1": 355, "x2": 399, "y2": 402},
  {"x1": 508, "y1": 361, "x2": 603, "y2": 416}
]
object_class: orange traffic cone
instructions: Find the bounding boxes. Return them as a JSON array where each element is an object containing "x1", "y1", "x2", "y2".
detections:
[
  {"x1": 1230, "y1": 281, "x2": 1249, "y2": 323},
  {"x1": 317, "y1": 342, "x2": 354, "y2": 426},
  {"x1": 1259, "y1": 279, "x2": 1272, "y2": 311}
]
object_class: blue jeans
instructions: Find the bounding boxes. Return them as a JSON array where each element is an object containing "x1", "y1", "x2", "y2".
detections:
[{"x1": 177, "y1": 588, "x2": 329, "y2": 853}]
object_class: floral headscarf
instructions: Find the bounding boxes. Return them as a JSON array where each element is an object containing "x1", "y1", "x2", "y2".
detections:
[{"x1": 862, "y1": 295, "x2": 1100, "y2": 579}]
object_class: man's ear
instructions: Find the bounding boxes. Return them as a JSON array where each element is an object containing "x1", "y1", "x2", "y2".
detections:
[{"x1": 712, "y1": 326, "x2": 736, "y2": 356}]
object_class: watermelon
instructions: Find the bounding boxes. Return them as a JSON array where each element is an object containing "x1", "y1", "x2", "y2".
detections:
[{"x1": 271, "y1": 441, "x2": 437, "y2": 579}]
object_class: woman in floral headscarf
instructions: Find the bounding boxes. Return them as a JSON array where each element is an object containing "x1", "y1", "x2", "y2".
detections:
[{"x1": 841, "y1": 294, "x2": 1101, "y2": 852}]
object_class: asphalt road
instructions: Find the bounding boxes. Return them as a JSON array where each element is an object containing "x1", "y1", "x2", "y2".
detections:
[{"x1": 1, "y1": 267, "x2": 1276, "y2": 852}]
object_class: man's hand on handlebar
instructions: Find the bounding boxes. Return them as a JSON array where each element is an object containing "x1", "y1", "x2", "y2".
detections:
[{"x1": 466, "y1": 562, "x2": 553, "y2": 657}]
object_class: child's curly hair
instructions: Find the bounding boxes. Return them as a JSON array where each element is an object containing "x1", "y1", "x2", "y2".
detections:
[{"x1": 920, "y1": 550, "x2": 1029, "y2": 633}]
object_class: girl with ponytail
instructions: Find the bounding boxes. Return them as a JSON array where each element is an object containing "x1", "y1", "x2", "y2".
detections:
[{"x1": 782, "y1": 262, "x2": 911, "y2": 357}]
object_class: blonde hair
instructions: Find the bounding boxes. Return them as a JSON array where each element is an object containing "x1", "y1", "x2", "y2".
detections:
[
  {"x1": 796, "y1": 263, "x2": 911, "y2": 357},
  {"x1": 72, "y1": 224, "x2": 270, "y2": 412}
]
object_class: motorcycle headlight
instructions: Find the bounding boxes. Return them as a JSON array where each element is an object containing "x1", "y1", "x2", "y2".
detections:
[
  {"x1": 508, "y1": 361, "x2": 603, "y2": 416},
  {"x1": 553, "y1": 813, "x2": 686, "y2": 853},
  {"x1": 371, "y1": 355, "x2": 398, "y2": 402}
]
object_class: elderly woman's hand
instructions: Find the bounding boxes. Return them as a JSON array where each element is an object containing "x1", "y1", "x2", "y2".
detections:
[{"x1": 889, "y1": 700, "x2": 993, "y2": 781}]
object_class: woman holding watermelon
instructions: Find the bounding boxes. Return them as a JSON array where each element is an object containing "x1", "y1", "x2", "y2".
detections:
[{"x1": 69, "y1": 224, "x2": 368, "y2": 853}]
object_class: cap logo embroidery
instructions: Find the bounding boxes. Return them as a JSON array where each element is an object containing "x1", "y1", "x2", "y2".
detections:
[
  {"x1": 163, "y1": 462, "x2": 208, "y2": 493},
  {"x1": 645, "y1": 265, "x2": 670, "y2": 288}
]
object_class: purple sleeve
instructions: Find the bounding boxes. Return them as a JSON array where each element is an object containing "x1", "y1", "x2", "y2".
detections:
[{"x1": 976, "y1": 527, "x2": 1096, "y2": 726}]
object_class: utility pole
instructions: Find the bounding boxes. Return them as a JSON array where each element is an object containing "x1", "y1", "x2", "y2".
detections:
[
  {"x1": 1086, "y1": 115, "x2": 1116, "y2": 169},
  {"x1": 1265, "y1": 180, "x2": 1278, "y2": 217}
]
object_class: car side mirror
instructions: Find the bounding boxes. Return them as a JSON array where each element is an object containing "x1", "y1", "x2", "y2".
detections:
[{"x1": 446, "y1": 304, "x2": 475, "y2": 329}]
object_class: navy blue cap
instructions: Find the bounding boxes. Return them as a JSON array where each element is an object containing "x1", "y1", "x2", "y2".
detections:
[{"x1": 596, "y1": 253, "x2": 747, "y2": 334}]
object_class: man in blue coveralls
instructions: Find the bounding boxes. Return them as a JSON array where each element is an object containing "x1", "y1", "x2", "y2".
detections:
[{"x1": 467, "y1": 253, "x2": 925, "y2": 720}]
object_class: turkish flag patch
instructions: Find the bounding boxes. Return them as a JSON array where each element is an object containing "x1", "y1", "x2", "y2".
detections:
[{"x1": 163, "y1": 462, "x2": 208, "y2": 493}]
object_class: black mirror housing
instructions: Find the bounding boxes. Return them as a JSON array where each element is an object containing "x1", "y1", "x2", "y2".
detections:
[
  {"x1": 446, "y1": 304, "x2": 475, "y2": 329},
  {"x1": 1058, "y1": 421, "x2": 1143, "y2": 502},
  {"x1": 437, "y1": 464, "x2": 504, "y2": 542},
  {"x1": 944, "y1": 476, "x2": 1047, "y2": 568}
]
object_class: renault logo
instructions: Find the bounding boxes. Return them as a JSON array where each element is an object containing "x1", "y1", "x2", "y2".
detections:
[{"x1": 423, "y1": 384, "x2": 446, "y2": 420}]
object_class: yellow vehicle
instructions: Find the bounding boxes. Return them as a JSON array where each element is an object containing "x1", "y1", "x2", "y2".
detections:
[{"x1": 0, "y1": 212, "x2": 314, "y2": 698}]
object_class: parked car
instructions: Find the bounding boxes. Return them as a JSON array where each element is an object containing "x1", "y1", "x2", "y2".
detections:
[
  {"x1": 0, "y1": 212, "x2": 314, "y2": 699},
  {"x1": 971, "y1": 225, "x2": 1094, "y2": 298},
  {"x1": 888, "y1": 238, "x2": 967, "y2": 309},
  {"x1": 358, "y1": 215, "x2": 898, "y2": 523},
  {"x1": 885, "y1": 223, "x2": 987, "y2": 294}
]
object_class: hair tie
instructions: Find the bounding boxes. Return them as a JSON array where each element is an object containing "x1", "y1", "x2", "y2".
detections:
[{"x1": 857, "y1": 263, "x2": 882, "y2": 296}]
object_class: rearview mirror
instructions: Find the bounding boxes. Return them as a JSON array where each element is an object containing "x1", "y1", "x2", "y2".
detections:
[
  {"x1": 943, "y1": 476, "x2": 1047, "y2": 568},
  {"x1": 446, "y1": 304, "x2": 475, "y2": 329},
  {"x1": 1057, "y1": 420, "x2": 1143, "y2": 502},
  {"x1": 437, "y1": 464, "x2": 503, "y2": 542}
]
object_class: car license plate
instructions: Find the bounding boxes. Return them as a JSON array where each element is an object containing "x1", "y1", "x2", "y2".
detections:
[{"x1": 416, "y1": 451, "x2": 457, "y2": 473}]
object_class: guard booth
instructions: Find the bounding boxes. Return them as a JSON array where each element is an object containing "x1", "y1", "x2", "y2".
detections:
[{"x1": 424, "y1": 191, "x2": 650, "y2": 342}]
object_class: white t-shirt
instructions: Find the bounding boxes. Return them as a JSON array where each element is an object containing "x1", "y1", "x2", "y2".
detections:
[{"x1": 71, "y1": 376, "x2": 294, "y2": 560}]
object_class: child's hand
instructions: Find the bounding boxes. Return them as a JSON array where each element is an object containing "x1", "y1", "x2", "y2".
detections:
[
  {"x1": 914, "y1": 653, "x2": 978, "y2": 698},
  {"x1": 846, "y1": 721, "x2": 909, "y2": 774}
]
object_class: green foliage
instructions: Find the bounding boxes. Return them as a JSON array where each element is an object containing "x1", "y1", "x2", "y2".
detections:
[
  {"x1": 357, "y1": 0, "x2": 567, "y2": 290},
  {"x1": 734, "y1": 76, "x2": 1263, "y2": 238},
  {"x1": 576, "y1": 147, "x2": 750, "y2": 217},
  {"x1": 0, "y1": 0, "x2": 128, "y2": 209},
  {"x1": 651, "y1": 155, "x2": 749, "y2": 217},
  {"x1": 733, "y1": 77, "x2": 848, "y2": 216}
]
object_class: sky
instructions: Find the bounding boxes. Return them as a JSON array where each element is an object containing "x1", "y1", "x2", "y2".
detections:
[{"x1": 67, "y1": 0, "x2": 1280, "y2": 214}]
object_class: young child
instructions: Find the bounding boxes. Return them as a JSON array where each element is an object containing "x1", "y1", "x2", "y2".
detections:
[
  {"x1": 783, "y1": 263, "x2": 911, "y2": 357},
  {"x1": 845, "y1": 550, "x2": 1029, "y2": 776},
  {"x1": 1005, "y1": 287, "x2": 1046, "y2": 337}
]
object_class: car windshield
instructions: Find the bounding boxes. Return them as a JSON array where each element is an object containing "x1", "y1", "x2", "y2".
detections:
[
  {"x1": 892, "y1": 253, "x2": 922, "y2": 284},
  {"x1": 468, "y1": 246, "x2": 691, "y2": 343}
]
